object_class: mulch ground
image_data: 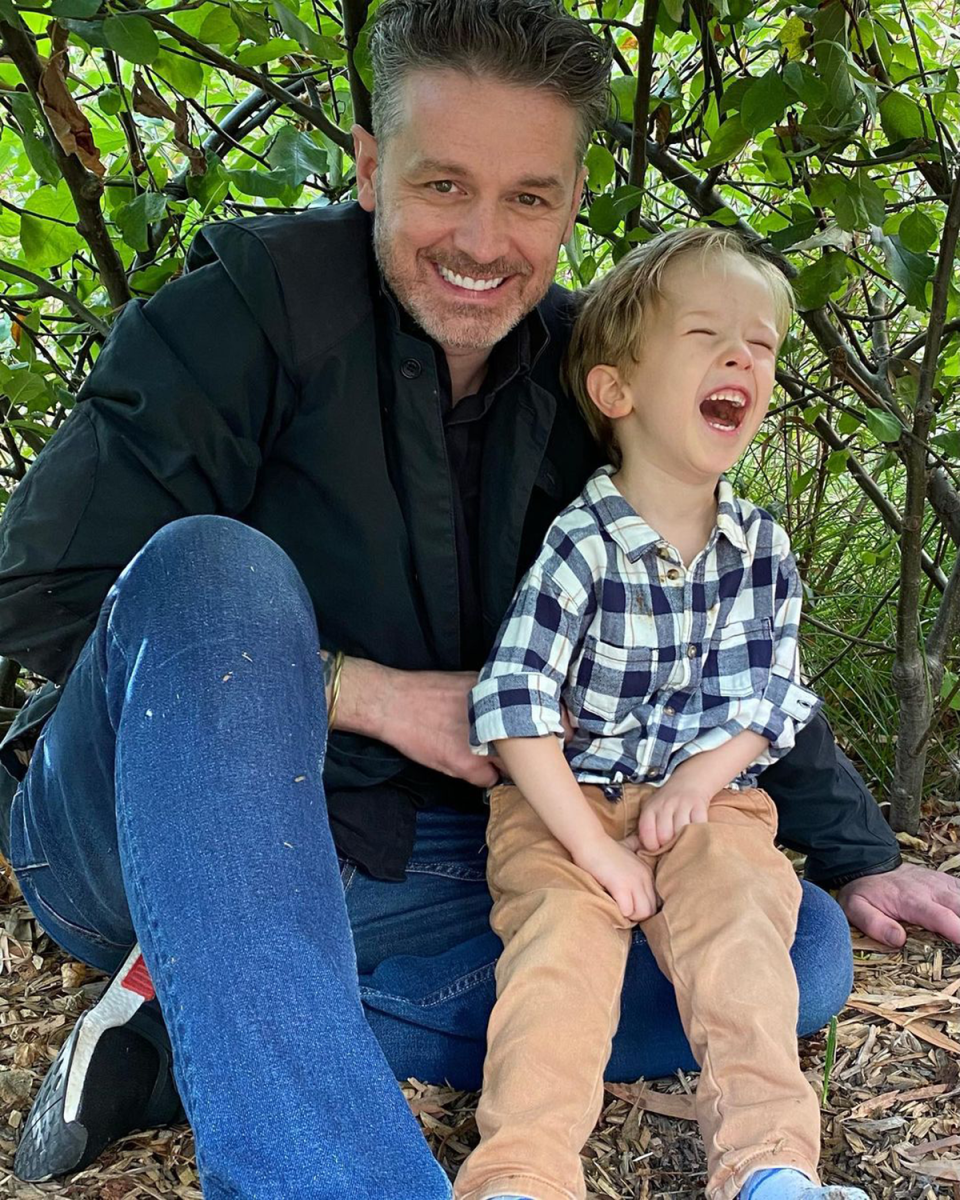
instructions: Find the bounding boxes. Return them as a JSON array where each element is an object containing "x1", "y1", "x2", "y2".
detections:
[{"x1": 1, "y1": 797, "x2": 958, "y2": 1200}]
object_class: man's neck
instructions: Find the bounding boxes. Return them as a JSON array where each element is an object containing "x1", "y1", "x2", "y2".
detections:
[
  {"x1": 444, "y1": 346, "x2": 492, "y2": 404},
  {"x1": 612, "y1": 458, "x2": 720, "y2": 567}
]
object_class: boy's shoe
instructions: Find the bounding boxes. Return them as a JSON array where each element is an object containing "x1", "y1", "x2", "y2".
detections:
[
  {"x1": 742, "y1": 1169, "x2": 870, "y2": 1200},
  {"x1": 14, "y1": 944, "x2": 183, "y2": 1182}
]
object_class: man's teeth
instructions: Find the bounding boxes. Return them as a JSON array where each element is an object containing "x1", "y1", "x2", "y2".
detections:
[
  {"x1": 703, "y1": 389, "x2": 747, "y2": 407},
  {"x1": 437, "y1": 265, "x2": 504, "y2": 291}
]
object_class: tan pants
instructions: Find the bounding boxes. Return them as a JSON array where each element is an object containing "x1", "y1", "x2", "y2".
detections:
[{"x1": 453, "y1": 783, "x2": 821, "y2": 1200}]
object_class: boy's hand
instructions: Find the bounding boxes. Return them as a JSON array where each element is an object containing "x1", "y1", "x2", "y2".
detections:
[
  {"x1": 637, "y1": 783, "x2": 712, "y2": 851},
  {"x1": 574, "y1": 836, "x2": 658, "y2": 922}
]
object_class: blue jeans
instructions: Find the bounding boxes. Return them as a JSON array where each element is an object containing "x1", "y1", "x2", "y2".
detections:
[{"x1": 9, "y1": 517, "x2": 854, "y2": 1199}]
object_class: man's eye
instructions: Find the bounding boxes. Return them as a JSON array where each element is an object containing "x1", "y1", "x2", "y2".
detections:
[
  {"x1": 516, "y1": 193, "x2": 543, "y2": 207},
  {"x1": 429, "y1": 180, "x2": 455, "y2": 194}
]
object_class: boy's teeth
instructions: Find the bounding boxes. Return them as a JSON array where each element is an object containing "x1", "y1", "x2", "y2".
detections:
[
  {"x1": 438, "y1": 265, "x2": 504, "y2": 291},
  {"x1": 703, "y1": 389, "x2": 747, "y2": 407}
]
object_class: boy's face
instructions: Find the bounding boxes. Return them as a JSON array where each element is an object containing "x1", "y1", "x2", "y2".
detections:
[{"x1": 603, "y1": 252, "x2": 781, "y2": 485}]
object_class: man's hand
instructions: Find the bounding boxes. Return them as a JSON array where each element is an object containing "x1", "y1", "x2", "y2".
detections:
[
  {"x1": 337, "y1": 660, "x2": 501, "y2": 787},
  {"x1": 574, "y1": 835, "x2": 658, "y2": 922},
  {"x1": 636, "y1": 782, "x2": 712, "y2": 851},
  {"x1": 837, "y1": 862, "x2": 960, "y2": 947}
]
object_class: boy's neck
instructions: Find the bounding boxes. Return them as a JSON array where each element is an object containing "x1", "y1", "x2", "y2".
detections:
[{"x1": 612, "y1": 457, "x2": 721, "y2": 567}]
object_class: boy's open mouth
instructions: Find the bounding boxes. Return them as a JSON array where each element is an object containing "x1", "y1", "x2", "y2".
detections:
[{"x1": 699, "y1": 388, "x2": 750, "y2": 433}]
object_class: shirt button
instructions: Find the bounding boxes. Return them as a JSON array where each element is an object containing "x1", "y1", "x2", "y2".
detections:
[
  {"x1": 646, "y1": 768, "x2": 658, "y2": 777},
  {"x1": 400, "y1": 358, "x2": 422, "y2": 379},
  {"x1": 687, "y1": 644, "x2": 698, "y2": 657},
  {"x1": 666, "y1": 568, "x2": 681, "y2": 580},
  {"x1": 664, "y1": 706, "x2": 675, "y2": 716},
  {"x1": 656, "y1": 545, "x2": 671, "y2": 560}
]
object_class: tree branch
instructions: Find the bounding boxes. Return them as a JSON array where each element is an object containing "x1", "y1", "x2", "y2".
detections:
[
  {"x1": 625, "y1": 0, "x2": 658, "y2": 231},
  {"x1": 0, "y1": 16, "x2": 131, "y2": 309},
  {"x1": 0, "y1": 256, "x2": 110, "y2": 336},
  {"x1": 121, "y1": 0, "x2": 352, "y2": 151},
  {"x1": 342, "y1": 0, "x2": 371, "y2": 133}
]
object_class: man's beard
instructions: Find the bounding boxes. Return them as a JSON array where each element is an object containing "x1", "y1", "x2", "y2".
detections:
[{"x1": 373, "y1": 206, "x2": 549, "y2": 352}]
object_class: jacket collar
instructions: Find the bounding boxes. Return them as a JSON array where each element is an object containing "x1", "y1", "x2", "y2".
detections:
[{"x1": 584, "y1": 466, "x2": 750, "y2": 561}]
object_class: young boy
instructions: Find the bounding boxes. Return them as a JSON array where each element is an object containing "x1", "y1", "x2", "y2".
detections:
[{"x1": 454, "y1": 230, "x2": 868, "y2": 1200}]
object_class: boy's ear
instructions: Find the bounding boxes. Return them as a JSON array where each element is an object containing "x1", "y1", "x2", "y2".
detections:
[{"x1": 586, "y1": 365, "x2": 634, "y2": 420}]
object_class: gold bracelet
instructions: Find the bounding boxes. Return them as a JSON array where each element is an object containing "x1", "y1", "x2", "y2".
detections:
[{"x1": 327, "y1": 650, "x2": 345, "y2": 731}]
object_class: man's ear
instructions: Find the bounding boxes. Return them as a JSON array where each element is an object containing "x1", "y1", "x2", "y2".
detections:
[
  {"x1": 353, "y1": 124, "x2": 379, "y2": 212},
  {"x1": 586, "y1": 364, "x2": 634, "y2": 421},
  {"x1": 562, "y1": 166, "x2": 587, "y2": 245}
]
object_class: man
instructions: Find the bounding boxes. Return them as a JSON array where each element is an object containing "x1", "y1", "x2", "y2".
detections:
[{"x1": 1, "y1": 1, "x2": 957, "y2": 1195}]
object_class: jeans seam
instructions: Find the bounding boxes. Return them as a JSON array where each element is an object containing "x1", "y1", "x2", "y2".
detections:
[
  {"x1": 18, "y1": 876, "x2": 131, "y2": 949},
  {"x1": 359, "y1": 960, "x2": 496, "y2": 1009}
]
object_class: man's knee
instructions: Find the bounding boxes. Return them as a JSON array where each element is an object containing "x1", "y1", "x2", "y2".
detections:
[
  {"x1": 794, "y1": 881, "x2": 854, "y2": 1035},
  {"x1": 111, "y1": 516, "x2": 313, "y2": 635}
]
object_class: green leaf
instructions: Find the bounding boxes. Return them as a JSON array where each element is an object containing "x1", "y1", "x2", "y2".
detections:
[
  {"x1": 49, "y1": 0, "x2": 102, "y2": 17},
  {"x1": 585, "y1": 144, "x2": 616, "y2": 193},
  {"x1": 7, "y1": 93, "x2": 60, "y2": 186},
  {"x1": 229, "y1": 1, "x2": 270, "y2": 44},
  {"x1": 267, "y1": 126, "x2": 327, "y2": 184},
  {"x1": 898, "y1": 210, "x2": 937, "y2": 254},
  {"x1": 104, "y1": 15, "x2": 160, "y2": 64},
  {"x1": 0, "y1": 362, "x2": 48, "y2": 410},
  {"x1": 741, "y1": 69, "x2": 789, "y2": 136},
  {"x1": 114, "y1": 191, "x2": 168, "y2": 252},
  {"x1": 130, "y1": 257, "x2": 182, "y2": 294},
  {"x1": 879, "y1": 91, "x2": 935, "y2": 141},
  {"x1": 610, "y1": 75, "x2": 637, "y2": 122},
  {"x1": 792, "y1": 251, "x2": 850, "y2": 311},
  {"x1": 0, "y1": 0, "x2": 16, "y2": 20},
  {"x1": 783, "y1": 61, "x2": 827, "y2": 108},
  {"x1": 154, "y1": 48, "x2": 205, "y2": 97},
  {"x1": 697, "y1": 115, "x2": 751, "y2": 169},
  {"x1": 836, "y1": 411, "x2": 859, "y2": 435},
  {"x1": 235, "y1": 36, "x2": 298, "y2": 65},
  {"x1": 197, "y1": 5, "x2": 239, "y2": 45},
  {"x1": 226, "y1": 166, "x2": 297, "y2": 199},
  {"x1": 270, "y1": 0, "x2": 343, "y2": 60},
  {"x1": 863, "y1": 408, "x2": 902, "y2": 443},
  {"x1": 879, "y1": 233, "x2": 934, "y2": 309},
  {"x1": 831, "y1": 172, "x2": 886, "y2": 232},
  {"x1": 778, "y1": 14, "x2": 809, "y2": 61},
  {"x1": 933, "y1": 430, "x2": 960, "y2": 458},
  {"x1": 98, "y1": 86, "x2": 123, "y2": 115},
  {"x1": 759, "y1": 139, "x2": 791, "y2": 184},
  {"x1": 826, "y1": 449, "x2": 850, "y2": 474},
  {"x1": 186, "y1": 155, "x2": 230, "y2": 213}
]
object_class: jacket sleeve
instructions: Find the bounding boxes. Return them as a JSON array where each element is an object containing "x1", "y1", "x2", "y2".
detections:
[{"x1": 0, "y1": 254, "x2": 293, "y2": 684}]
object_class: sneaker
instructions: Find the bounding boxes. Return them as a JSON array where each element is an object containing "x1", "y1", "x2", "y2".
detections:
[{"x1": 14, "y1": 944, "x2": 184, "y2": 1182}]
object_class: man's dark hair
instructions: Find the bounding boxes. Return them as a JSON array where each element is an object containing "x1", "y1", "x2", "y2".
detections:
[{"x1": 368, "y1": 0, "x2": 611, "y2": 163}]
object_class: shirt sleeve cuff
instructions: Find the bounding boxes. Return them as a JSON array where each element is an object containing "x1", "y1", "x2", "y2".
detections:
[
  {"x1": 469, "y1": 673, "x2": 564, "y2": 755},
  {"x1": 746, "y1": 672, "x2": 822, "y2": 756}
]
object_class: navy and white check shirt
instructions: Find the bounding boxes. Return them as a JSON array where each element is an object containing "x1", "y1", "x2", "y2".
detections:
[{"x1": 469, "y1": 465, "x2": 821, "y2": 789}]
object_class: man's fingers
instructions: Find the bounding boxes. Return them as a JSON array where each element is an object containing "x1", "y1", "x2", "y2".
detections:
[
  {"x1": 903, "y1": 896, "x2": 960, "y2": 945},
  {"x1": 841, "y1": 893, "x2": 907, "y2": 948}
]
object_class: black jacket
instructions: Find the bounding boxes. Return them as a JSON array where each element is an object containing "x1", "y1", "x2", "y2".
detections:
[{"x1": 0, "y1": 202, "x2": 900, "y2": 885}]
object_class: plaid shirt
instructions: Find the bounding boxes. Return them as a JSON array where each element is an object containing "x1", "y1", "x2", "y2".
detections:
[{"x1": 469, "y1": 466, "x2": 821, "y2": 789}]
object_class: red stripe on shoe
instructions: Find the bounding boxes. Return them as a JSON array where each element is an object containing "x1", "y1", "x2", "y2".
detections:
[{"x1": 121, "y1": 955, "x2": 155, "y2": 1001}]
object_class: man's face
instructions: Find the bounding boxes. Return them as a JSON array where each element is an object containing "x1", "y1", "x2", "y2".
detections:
[{"x1": 354, "y1": 70, "x2": 585, "y2": 353}]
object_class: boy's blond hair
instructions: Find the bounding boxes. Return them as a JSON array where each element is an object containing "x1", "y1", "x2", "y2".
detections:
[{"x1": 564, "y1": 228, "x2": 795, "y2": 468}]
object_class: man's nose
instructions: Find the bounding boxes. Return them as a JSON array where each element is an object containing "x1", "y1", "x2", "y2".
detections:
[{"x1": 450, "y1": 198, "x2": 511, "y2": 266}]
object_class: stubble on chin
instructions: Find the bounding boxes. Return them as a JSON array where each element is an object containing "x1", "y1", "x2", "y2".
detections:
[{"x1": 373, "y1": 212, "x2": 550, "y2": 352}]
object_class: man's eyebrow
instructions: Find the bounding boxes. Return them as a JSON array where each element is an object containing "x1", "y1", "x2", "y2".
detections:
[{"x1": 408, "y1": 158, "x2": 565, "y2": 192}]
